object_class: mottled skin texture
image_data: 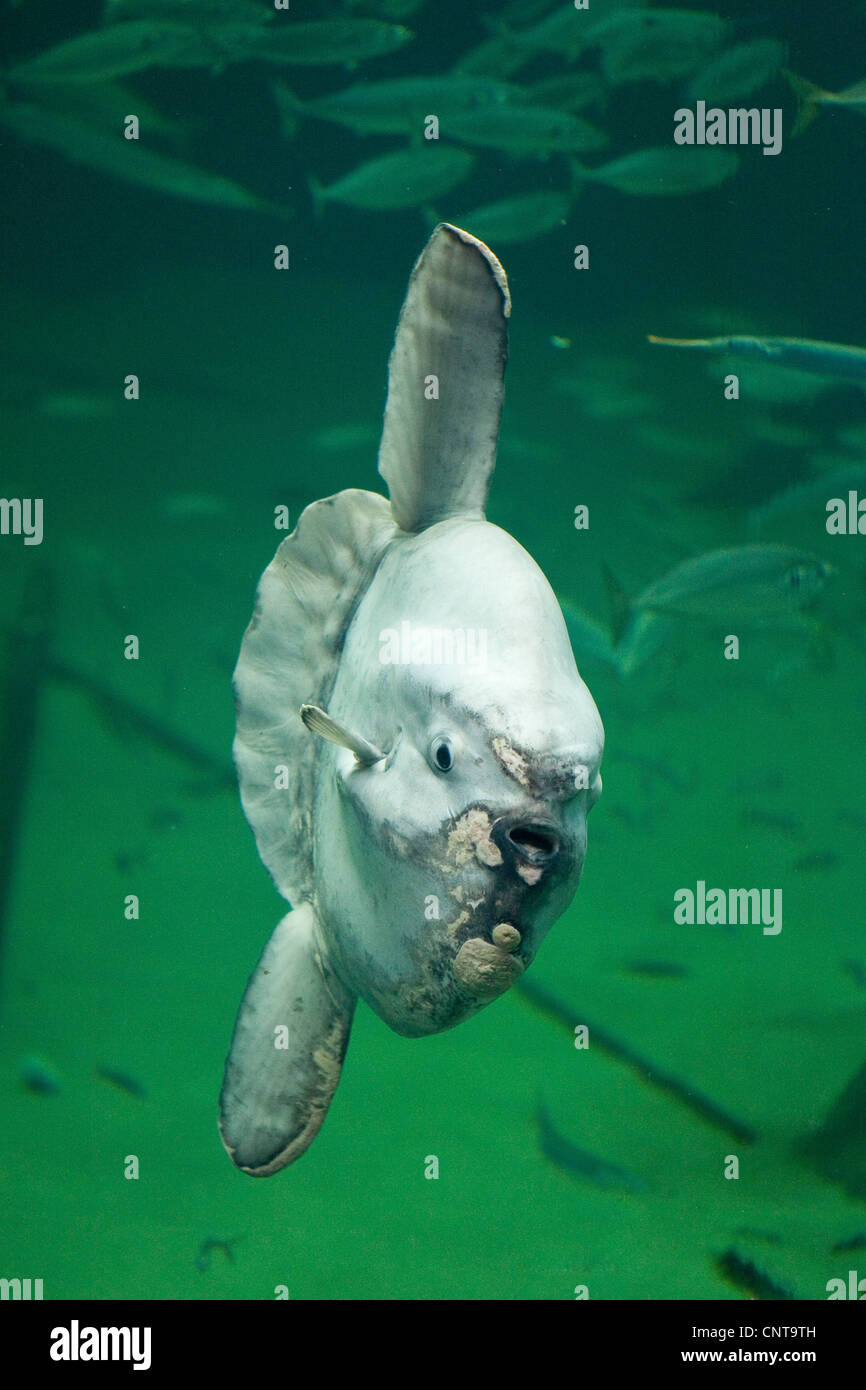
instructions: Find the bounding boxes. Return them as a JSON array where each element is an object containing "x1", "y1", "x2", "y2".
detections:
[
  {"x1": 220, "y1": 225, "x2": 603, "y2": 1175},
  {"x1": 312, "y1": 517, "x2": 602, "y2": 1037}
]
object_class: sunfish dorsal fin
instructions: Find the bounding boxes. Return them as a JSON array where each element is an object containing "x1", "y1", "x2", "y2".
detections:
[
  {"x1": 378, "y1": 222, "x2": 511, "y2": 534},
  {"x1": 233, "y1": 489, "x2": 395, "y2": 905}
]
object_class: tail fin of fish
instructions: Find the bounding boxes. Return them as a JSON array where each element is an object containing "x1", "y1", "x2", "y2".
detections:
[
  {"x1": 568, "y1": 159, "x2": 589, "y2": 194},
  {"x1": 219, "y1": 903, "x2": 357, "y2": 1176},
  {"x1": 270, "y1": 81, "x2": 305, "y2": 141},
  {"x1": 783, "y1": 70, "x2": 826, "y2": 135},
  {"x1": 377, "y1": 222, "x2": 511, "y2": 532}
]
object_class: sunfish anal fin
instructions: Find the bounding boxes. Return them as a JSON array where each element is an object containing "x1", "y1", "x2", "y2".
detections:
[{"x1": 219, "y1": 902, "x2": 356, "y2": 1175}]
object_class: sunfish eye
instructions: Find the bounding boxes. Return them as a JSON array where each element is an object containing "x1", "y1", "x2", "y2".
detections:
[{"x1": 429, "y1": 734, "x2": 454, "y2": 773}]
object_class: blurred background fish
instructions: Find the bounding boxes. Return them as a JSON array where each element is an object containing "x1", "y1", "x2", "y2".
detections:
[{"x1": 2, "y1": 0, "x2": 865, "y2": 1308}]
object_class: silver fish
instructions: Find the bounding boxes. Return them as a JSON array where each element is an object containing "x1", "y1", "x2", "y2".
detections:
[
  {"x1": 648, "y1": 333, "x2": 866, "y2": 384},
  {"x1": 227, "y1": 18, "x2": 413, "y2": 67},
  {"x1": 0, "y1": 103, "x2": 286, "y2": 214},
  {"x1": 103, "y1": 0, "x2": 273, "y2": 20},
  {"x1": 273, "y1": 75, "x2": 528, "y2": 137},
  {"x1": 219, "y1": 224, "x2": 604, "y2": 1174},
  {"x1": 684, "y1": 39, "x2": 787, "y2": 104},
  {"x1": 589, "y1": 8, "x2": 729, "y2": 86},
  {"x1": 449, "y1": 190, "x2": 570, "y2": 245},
  {"x1": 748, "y1": 462, "x2": 866, "y2": 535},
  {"x1": 6, "y1": 20, "x2": 224, "y2": 84},
  {"x1": 311, "y1": 147, "x2": 474, "y2": 213},
  {"x1": 574, "y1": 146, "x2": 738, "y2": 195},
  {"x1": 441, "y1": 103, "x2": 606, "y2": 156},
  {"x1": 635, "y1": 544, "x2": 833, "y2": 623}
]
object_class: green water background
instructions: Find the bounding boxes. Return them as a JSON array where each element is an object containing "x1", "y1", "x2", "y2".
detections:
[{"x1": 1, "y1": 0, "x2": 865, "y2": 1299}]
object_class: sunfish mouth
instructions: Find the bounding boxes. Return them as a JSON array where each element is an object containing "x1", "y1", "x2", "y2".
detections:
[{"x1": 504, "y1": 820, "x2": 560, "y2": 865}]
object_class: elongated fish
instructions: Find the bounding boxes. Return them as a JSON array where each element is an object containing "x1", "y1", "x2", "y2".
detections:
[
  {"x1": 684, "y1": 39, "x2": 786, "y2": 104},
  {"x1": 635, "y1": 543, "x2": 832, "y2": 623},
  {"x1": 227, "y1": 19, "x2": 413, "y2": 67},
  {"x1": 649, "y1": 333, "x2": 866, "y2": 384},
  {"x1": 442, "y1": 103, "x2": 606, "y2": 156},
  {"x1": 8, "y1": 16, "x2": 410, "y2": 86},
  {"x1": 573, "y1": 146, "x2": 738, "y2": 195},
  {"x1": 273, "y1": 76, "x2": 528, "y2": 137},
  {"x1": 588, "y1": 8, "x2": 729, "y2": 85},
  {"x1": 0, "y1": 104, "x2": 285, "y2": 213},
  {"x1": 5, "y1": 20, "x2": 224, "y2": 84},
  {"x1": 311, "y1": 147, "x2": 473, "y2": 213},
  {"x1": 448, "y1": 191, "x2": 570, "y2": 245},
  {"x1": 748, "y1": 462, "x2": 866, "y2": 534},
  {"x1": 104, "y1": 0, "x2": 273, "y2": 20},
  {"x1": 537, "y1": 1101, "x2": 647, "y2": 1193}
]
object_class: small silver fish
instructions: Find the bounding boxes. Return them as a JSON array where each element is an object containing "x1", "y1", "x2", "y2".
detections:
[
  {"x1": 6, "y1": 20, "x2": 222, "y2": 84},
  {"x1": 0, "y1": 103, "x2": 286, "y2": 214},
  {"x1": 311, "y1": 147, "x2": 474, "y2": 213},
  {"x1": 274, "y1": 75, "x2": 527, "y2": 137},
  {"x1": 589, "y1": 8, "x2": 729, "y2": 86},
  {"x1": 229, "y1": 18, "x2": 413, "y2": 67},
  {"x1": 19, "y1": 1055, "x2": 62, "y2": 1096},
  {"x1": 636, "y1": 543, "x2": 833, "y2": 623},
  {"x1": 537, "y1": 1101, "x2": 647, "y2": 1193},
  {"x1": 684, "y1": 39, "x2": 786, "y2": 104},
  {"x1": 525, "y1": 72, "x2": 606, "y2": 114},
  {"x1": 648, "y1": 332, "x2": 866, "y2": 384},
  {"x1": 448, "y1": 191, "x2": 571, "y2": 245},
  {"x1": 442, "y1": 103, "x2": 606, "y2": 156},
  {"x1": 105, "y1": 0, "x2": 273, "y2": 19},
  {"x1": 748, "y1": 462, "x2": 866, "y2": 535},
  {"x1": 574, "y1": 146, "x2": 738, "y2": 196},
  {"x1": 104, "y1": 0, "x2": 272, "y2": 20}
]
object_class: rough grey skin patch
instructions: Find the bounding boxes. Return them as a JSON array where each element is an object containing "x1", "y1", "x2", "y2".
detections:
[{"x1": 219, "y1": 224, "x2": 604, "y2": 1175}]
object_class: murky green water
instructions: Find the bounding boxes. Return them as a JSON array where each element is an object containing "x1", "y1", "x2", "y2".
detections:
[{"x1": 2, "y1": 0, "x2": 865, "y2": 1301}]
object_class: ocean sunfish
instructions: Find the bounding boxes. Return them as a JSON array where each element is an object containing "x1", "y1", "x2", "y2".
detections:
[{"x1": 219, "y1": 223, "x2": 604, "y2": 1175}]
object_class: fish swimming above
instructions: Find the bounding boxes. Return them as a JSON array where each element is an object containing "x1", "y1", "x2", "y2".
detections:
[
  {"x1": 573, "y1": 147, "x2": 738, "y2": 196},
  {"x1": 444, "y1": 191, "x2": 571, "y2": 246},
  {"x1": 440, "y1": 103, "x2": 606, "y2": 157},
  {"x1": 537, "y1": 1101, "x2": 647, "y2": 1193},
  {"x1": 103, "y1": 0, "x2": 273, "y2": 20},
  {"x1": 219, "y1": 224, "x2": 604, "y2": 1175},
  {"x1": 683, "y1": 39, "x2": 786, "y2": 105},
  {"x1": 634, "y1": 543, "x2": 833, "y2": 624},
  {"x1": 649, "y1": 333, "x2": 866, "y2": 384},
  {"x1": 6, "y1": 16, "x2": 411, "y2": 86},
  {"x1": 0, "y1": 103, "x2": 287, "y2": 214},
  {"x1": 5, "y1": 20, "x2": 228, "y2": 84},
  {"x1": 272, "y1": 76, "x2": 529, "y2": 138},
  {"x1": 587, "y1": 8, "x2": 729, "y2": 86},
  {"x1": 221, "y1": 18, "x2": 413, "y2": 68},
  {"x1": 311, "y1": 147, "x2": 474, "y2": 213}
]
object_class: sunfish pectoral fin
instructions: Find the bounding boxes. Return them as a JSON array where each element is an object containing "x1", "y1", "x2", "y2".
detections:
[
  {"x1": 378, "y1": 222, "x2": 511, "y2": 533},
  {"x1": 219, "y1": 903, "x2": 356, "y2": 1176},
  {"x1": 300, "y1": 703, "x2": 386, "y2": 766}
]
